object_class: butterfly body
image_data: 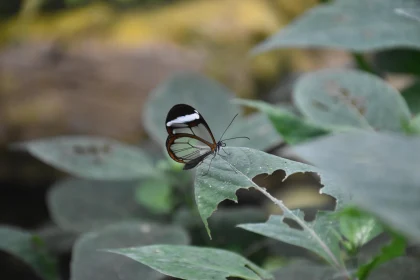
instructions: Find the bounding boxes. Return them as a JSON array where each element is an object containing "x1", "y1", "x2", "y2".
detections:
[
  {"x1": 165, "y1": 104, "x2": 222, "y2": 170},
  {"x1": 165, "y1": 104, "x2": 246, "y2": 172}
]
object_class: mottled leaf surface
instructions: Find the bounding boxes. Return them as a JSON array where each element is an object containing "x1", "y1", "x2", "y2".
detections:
[{"x1": 109, "y1": 245, "x2": 273, "y2": 280}]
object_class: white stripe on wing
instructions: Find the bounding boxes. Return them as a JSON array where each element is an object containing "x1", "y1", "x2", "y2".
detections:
[{"x1": 166, "y1": 112, "x2": 200, "y2": 126}]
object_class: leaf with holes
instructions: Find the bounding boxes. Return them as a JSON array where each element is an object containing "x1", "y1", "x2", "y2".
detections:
[
  {"x1": 72, "y1": 222, "x2": 189, "y2": 280},
  {"x1": 293, "y1": 131, "x2": 420, "y2": 242},
  {"x1": 293, "y1": 69, "x2": 411, "y2": 132},
  {"x1": 143, "y1": 72, "x2": 281, "y2": 150},
  {"x1": 13, "y1": 136, "x2": 155, "y2": 180},
  {"x1": 252, "y1": 0, "x2": 420, "y2": 54},
  {"x1": 234, "y1": 99, "x2": 328, "y2": 144},
  {"x1": 238, "y1": 211, "x2": 341, "y2": 268},
  {"x1": 193, "y1": 147, "x2": 350, "y2": 273},
  {"x1": 108, "y1": 245, "x2": 273, "y2": 280}
]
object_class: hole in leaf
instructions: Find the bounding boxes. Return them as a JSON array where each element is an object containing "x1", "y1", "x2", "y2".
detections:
[
  {"x1": 254, "y1": 170, "x2": 336, "y2": 220},
  {"x1": 283, "y1": 217, "x2": 304, "y2": 231}
]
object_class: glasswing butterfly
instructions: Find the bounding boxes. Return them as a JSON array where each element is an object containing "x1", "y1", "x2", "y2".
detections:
[{"x1": 165, "y1": 104, "x2": 248, "y2": 173}]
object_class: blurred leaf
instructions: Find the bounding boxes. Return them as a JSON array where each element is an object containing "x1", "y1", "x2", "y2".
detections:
[
  {"x1": 13, "y1": 136, "x2": 155, "y2": 180},
  {"x1": 253, "y1": 0, "x2": 420, "y2": 54},
  {"x1": 373, "y1": 49, "x2": 420, "y2": 75},
  {"x1": 0, "y1": 226, "x2": 58, "y2": 280},
  {"x1": 108, "y1": 245, "x2": 273, "y2": 280},
  {"x1": 71, "y1": 221, "x2": 189, "y2": 280},
  {"x1": 402, "y1": 80, "x2": 420, "y2": 115},
  {"x1": 395, "y1": 8, "x2": 420, "y2": 22},
  {"x1": 337, "y1": 207, "x2": 383, "y2": 251},
  {"x1": 293, "y1": 69, "x2": 411, "y2": 132},
  {"x1": 135, "y1": 178, "x2": 173, "y2": 214},
  {"x1": 48, "y1": 178, "x2": 151, "y2": 231},
  {"x1": 235, "y1": 99, "x2": 329, "y2": 144},
  {"x1": 358, "y1": 234, "x2": 406, "y2": 280},
  {"x1": 239, "y1": 212, "x2": 341, "y2": 268},
  {"x1": 367, "y1": 257, "x2": 420, "y2": 280},
  {"x1": 143, "y1": 72, "x2": 281, "y2": 150},
  {"x1": 35, "y1": 225, "x2": 78, "y2": 255},
  {"x1": 293, "y1": 131, "x2": 420, "y2": 242},
  {"x1": 273, "y1": 260, "x2": 341, "y2": 280}
]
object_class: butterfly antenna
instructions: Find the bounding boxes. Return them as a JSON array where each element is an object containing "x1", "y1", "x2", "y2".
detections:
[
  {"x1": 222, "y1": 136, "x2": 250, "y2": 141},
  {"x1": 218, "y1": 113, "x2": 239, "y2": 142}
]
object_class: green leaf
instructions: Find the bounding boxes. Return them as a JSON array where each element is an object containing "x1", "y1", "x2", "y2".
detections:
[
  {"x1": 293, "y1": 131, "x2": 420, "y2": 242},
  {"x1": 367, "y1": 257, "x2": 420, "y2": 280},
  {"x1": 0, "y1": 226, "x2": 58, "y2": 280},
  {"x1": 358, "y1": 234, "x2": 406, "y2": 280},
  {"x1": 252, "y1": 0, "x2": 420, "y2": 54},
  {"x1": 135, "y1": 178, "x2": 173, "y2": 214},
  {"x1": 234, "y1": 99, "x2": 329, "y2": 144},
  {"x1": 108, "y1": 245, "x2": 273, "y2": 280},
  {"x1": 143, "y1": 72, "x2": 281, "y2": 150},
  {"x1": 337, "y1": 207, "x2": 383, "y2": 251},
  {"x1": 239, "y1": 211, "x2": 341, "y2": 268},
  {"x1": 293, "y1": 69, "x2": 411, "y2": 132},
  {"x1": 13, "y1": 136, "x2": 155, "y2": 180},
  {"x1": 273, "y1": 260, "x2": 338, "y2": 280},
  {"x1": 48, "y1": 178, "x2": 151, "y2": 231},
  {"x1": 71, "y1": 222, "x2": 189, "y2": 280}
]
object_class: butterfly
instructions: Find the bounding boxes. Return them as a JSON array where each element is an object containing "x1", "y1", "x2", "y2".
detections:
[{"x1": 165, "y1": 104, "x2": 248, "y2": 173}]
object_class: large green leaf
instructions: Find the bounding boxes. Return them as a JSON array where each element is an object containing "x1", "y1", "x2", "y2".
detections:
[
  {"x1": 238, "y1": 211, "x2": 341, "y2": 268},
  {"x1": 0, "y1": 226, "x2": 58, "y2": 280},
  {"x1": 71, "y1": 222, "x2": 189, "y2": 280},
  {"x1": 48, "y1": 178, "x2": 150, "y2": 231},
  {"x1": 293, "y1": 131, "x2": 420, "y2": 242},
  {"x1": 143, "y1": 72, "x2": 281, "y2": 150},
  {"x1": 293, "y1": 69, "x2": 411, "y2": 132},
  {"x1": 193, "y1": 147, "x2": 350, "y2": 272},
  {"x1": 252, "y1": 0, "x2": 420, "y2": 54},
  {"x1": 234, "y1": 99, "x2": 328, "y2": 144},
  {"x1": 108, "y1": 245, "x2": 273, "y2": 280},
  {"x1": 13, "y1": 136, "x2": 155, "y2": 180}
]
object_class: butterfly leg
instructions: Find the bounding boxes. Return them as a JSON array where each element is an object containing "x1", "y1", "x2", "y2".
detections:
[
  {"x1": 202, "y1": 152, "x2": 217, "y2": 176},
  {"x1": 221, "y1": 147, "x2": 231, "y2": 156}
]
